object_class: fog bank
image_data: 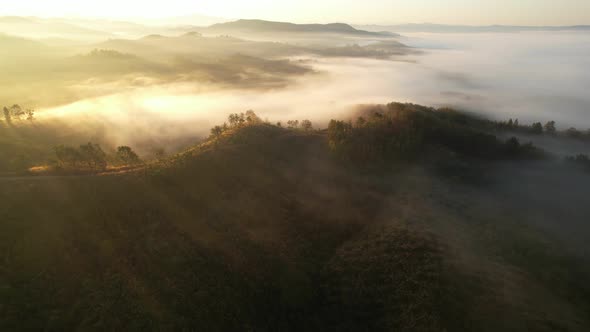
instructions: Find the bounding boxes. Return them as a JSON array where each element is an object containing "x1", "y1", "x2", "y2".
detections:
[{"x1": 40, "y1": 31, "x2": 590, "y2": 149}]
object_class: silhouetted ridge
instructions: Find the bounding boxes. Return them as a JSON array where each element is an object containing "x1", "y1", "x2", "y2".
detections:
[{"x1": 207, "y1": 19, "x2": 391, "y2": 36}]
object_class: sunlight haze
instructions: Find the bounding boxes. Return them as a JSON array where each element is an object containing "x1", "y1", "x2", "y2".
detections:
[
  {"x1": 2, "y1": 0, "x2": 590, "y2": 25},
  {"x1": 3, "y1": 1, "x2": 590, "y2": 331}
]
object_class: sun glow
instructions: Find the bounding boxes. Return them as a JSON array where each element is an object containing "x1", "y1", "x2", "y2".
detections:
[{"x1": 2, "y1": 0, "x2": 589, "y2": 25}]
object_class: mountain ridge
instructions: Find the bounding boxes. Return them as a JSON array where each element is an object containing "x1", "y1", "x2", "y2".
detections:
[{"x1": 204, "y1": 19, "x2": 397, "y2": 37}]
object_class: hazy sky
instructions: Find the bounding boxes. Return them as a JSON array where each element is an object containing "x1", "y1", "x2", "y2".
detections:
[{"x1": 2, "y1": 0, "x2": 589, "y2": 25}]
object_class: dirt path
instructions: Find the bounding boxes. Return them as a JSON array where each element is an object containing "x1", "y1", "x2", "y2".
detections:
[{"x1": 0, "y1": 166, "x2": 145, "y2": 182}]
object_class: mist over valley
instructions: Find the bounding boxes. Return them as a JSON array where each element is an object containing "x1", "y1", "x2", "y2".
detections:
[{"x1": 2, "y1": 9, "x2": 590, "y2": 332}]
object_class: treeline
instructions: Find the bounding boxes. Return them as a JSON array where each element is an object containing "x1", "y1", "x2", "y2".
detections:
[
  {"x1": 2, "y1": 104, "x2": 35, "y2": 124},
  {"x1": 493, "y1": 118, "x2": 590, "y2": 140},
  {"x1": 54, "y1": 143, "x2": 141, "y2": 171},
  {"x1": 565, "y1": 154, "x2": 590, "y2": 171},
  {"x1": 0, "y1": 105, "x2": 41, "y2": 172},
  {"x1": 209, "y1": 110, "x2": 263, "y2": 139},
  {"x1": 277, "y1": 119, "x2": 313, "y2": 130},
  {"x1": 206, "y1": 105, "x2": 544, "y2": 165},
  {"x1": 209, "y1": 110, "x2": 313, "y2": 140},
  {"x1": 327, "y1": 102, "x2": 542, "y2": 163}
]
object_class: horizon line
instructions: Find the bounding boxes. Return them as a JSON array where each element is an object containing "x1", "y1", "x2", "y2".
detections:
[{"x1": 1, "y1": 14, "x2": 589, "y2": 28}]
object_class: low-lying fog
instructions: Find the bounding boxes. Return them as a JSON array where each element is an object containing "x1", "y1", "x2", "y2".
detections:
[{"x1": 41, "y1": 31, "x2": 590, "y2": 151}]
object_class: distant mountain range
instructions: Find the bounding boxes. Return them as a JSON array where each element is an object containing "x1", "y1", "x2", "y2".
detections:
[
  {"x1": 202, "y1": 19, "x2": 397, "y2": 37},
  {"x1": 0, "y1": 16, "x2": 398, "y2": 41},
  {"x1": 357, "y1": 23, "x2": 590, "y2": 33},
  {"x1": 7, "y1": 15, "x2": 586, "y2": 42}
]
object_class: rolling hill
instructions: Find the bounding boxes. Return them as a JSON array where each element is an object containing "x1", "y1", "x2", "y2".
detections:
[
  {"x1": 2, "y1": 104, "x2": 590, "y2": 331},
  {"x1": 203, "y1": 19, "x2": 397, "y2": 37}
]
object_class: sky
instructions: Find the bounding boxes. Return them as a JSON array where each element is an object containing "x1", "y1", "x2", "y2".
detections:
[{"x1": 1, "y1": 0, "x2": 590, "y2": 25}]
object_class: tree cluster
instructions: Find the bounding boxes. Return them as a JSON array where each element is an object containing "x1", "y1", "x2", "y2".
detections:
[
  {"x1": 210, "y1": 110, "x2": 314, "y2": 141},
  {"x1": 327, "y1": 103, "x2": 542, "y2": 164},
  {"x1": 565, "y1": 154, "x2": 590, "y2": 170},
  {"x1": 116, "y1": 146, "x2": 142, "y2": 165},
  {"x1": 54, "y1": 143, "x2": 141, "y2": 170},
  {"x1": 2, "y1": 104, "x2": 35, "y2": 124},
  {"x1": 494, "y1": 118, "x2": 590, "y2": 139},
  {"x1": 210, "y1": 110, "x2": 263, "y2": 139},
  {"x1": 328, "y1": 105, "x2": 430, "y2": 162},
  {"x1": 278, "y1": 119, "x2": 313, "y2": 130},
  {"x1": 55, "y1": 143, "x2": 107, "y2": 170}
]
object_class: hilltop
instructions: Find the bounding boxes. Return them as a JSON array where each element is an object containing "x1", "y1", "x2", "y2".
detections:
[
  {"x1": 2, "y1": 103, "x2": 590, "y2": 331},
  {"x1": 203, "y1": 19, "x2": 397, "y2": 37}
]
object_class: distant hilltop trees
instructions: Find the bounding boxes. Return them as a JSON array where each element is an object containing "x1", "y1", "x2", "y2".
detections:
[
  {"x1": 204, "y1": 105, "x2": 553, "y2": 165},
  {"x1": 209, "y1": 110, "x2": 314, "y2": 141},
  {"x1": 55, "y1": 143, "x2": 108, "y2": 170},
  {"x1": 2, "y1": 104, "x2": 34, "y2": 124},
  {"x1": 204, "y1": 104, "x2": 549, "y2": 167},
  {"x1": 326, "y1": 103, "x2": 543, "y2": 163},
  {"x1": 83, "y1": 48, "x2": 137, "y2": 59},
  {"x1": 493, "y1": 118, "x2": 590, "y2": 140},
  {"x1": 54, "y1": 143, "x2": 142, "y2": 171}
]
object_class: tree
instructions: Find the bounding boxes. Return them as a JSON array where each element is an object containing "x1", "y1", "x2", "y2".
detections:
[
  {"x1": 508, "y1": 119, "x2": 513, "y2": 127},
  {"x1": 210, "y1": 125, "x2": 223, "y2": 139},
  {"x1": 504, "y1": 137, "x2": 521, "y2": 155},
  {"x1": 370, "y1": 112, "x2": 384, "y2": 121},
  {"x1": 238, "y1": 113, "x2": 246, "y2": 126},
  {"x1": 301, "y1": 120, "x2": 313, "y2": 131},
  {"x1": 54, "y1": 145, "x2": 81, "y2": 168},
  {"x1": 506, "y1": 137, "x2": 520, "y2": 147},
  {"x1": 514, "y1": 119, "x2": 519, "y2": 127},
  {"x1": 228, "y1": 113, "x2": 247, "y2": 127},
  {"x1": 25, "y1": 109, "x2": 35, "y2": 122},
  {"x1": 531, "y1": 122, "x2": 543, "y2": 134},
  {"x1": 356, "y1": 116, "x2": 366, "y2": 127},
  {"x1": 245, "y1": 110, "x2": 261, "y2": 124},
  {"x1": 327, "y1": 120, "x2": 353, "y2": 149},
  {"x1": 9, "y1": 104, "x2": 24, "y2": 121},
  {"x1": 79, "y1": 143, "x2": 107, "y2": 170},
  {"x1": 3, "y1": 107, "x2": 11, "y2": 124},
  {"x1": 116, "y1": 146, "x2": 141, "y2": 165},
  {"x1": 287, "y1": 120, "x2": 299, "y2": 129},
  {"x1": 228, "y1": 113, "x2": 240, "y2": 127},
  {"x1": 544, "y1": 121, "x2": 556, "y2": 135}
]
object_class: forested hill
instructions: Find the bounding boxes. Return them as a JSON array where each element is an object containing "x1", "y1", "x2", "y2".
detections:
[{"x1": 2, "y1": 103, "x2": 590, "y2": 331}]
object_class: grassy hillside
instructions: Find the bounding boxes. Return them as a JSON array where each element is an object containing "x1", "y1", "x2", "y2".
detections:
[{"x1": 2, "y1": 105, "x2": 590, "y2": 331}]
